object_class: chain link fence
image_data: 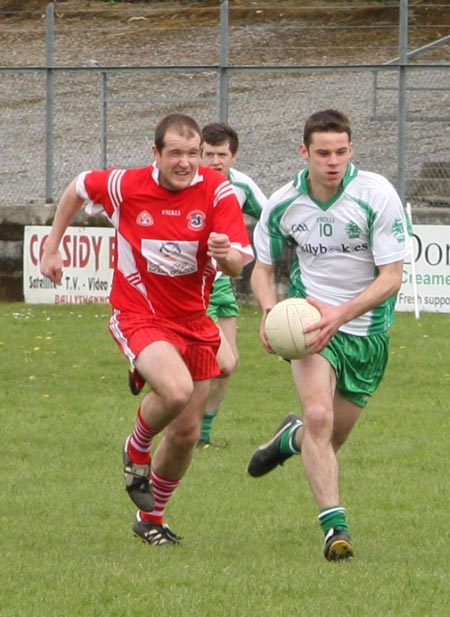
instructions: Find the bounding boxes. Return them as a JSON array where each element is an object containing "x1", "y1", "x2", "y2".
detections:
[{"x1": 1, "y1": 1, "x2": 450, "y2": 208}]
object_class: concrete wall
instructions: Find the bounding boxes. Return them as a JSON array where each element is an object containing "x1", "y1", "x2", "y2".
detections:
[
  {"x1": 1, "y1": 205, "x2": 55, "y2": 301},
  {"x1": 1, "y1": 204, "x2": 449, "y2": 303}
]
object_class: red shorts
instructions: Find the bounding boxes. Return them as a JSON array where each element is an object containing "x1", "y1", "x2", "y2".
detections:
[{"x1": 109, "y1": 309, "x2": 221, "y2": 381}]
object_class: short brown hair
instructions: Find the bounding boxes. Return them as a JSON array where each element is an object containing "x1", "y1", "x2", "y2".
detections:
[
  {"x1": 303, "y1": 110, "x2": 352, "y2": 147},
  {"x1": 202, "y1": 122, "x2": 239, "y2": 155},
  {"x1": 154, "y1": 113, "x2": 202, "y2": 152}
]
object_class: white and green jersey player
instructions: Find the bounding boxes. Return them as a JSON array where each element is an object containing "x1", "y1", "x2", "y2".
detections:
[
  {"x1": 254, "y1": 162, "x2": 407, "y2": 336},
  {"x1": 208, "y1": 167, "x2": 266, "y2": 321},
  {"x1": 249, "y1": 110, "x2": 408, "y2": 562},
  {"x1": 199, "y1": 122, "x2": 267, "y2": 447},
  {"x1": 229, "y1": 167, "x2": 266, "y2": 221}
]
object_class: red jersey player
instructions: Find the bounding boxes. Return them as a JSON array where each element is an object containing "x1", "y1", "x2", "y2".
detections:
[{"x1": 40, "y1": 113, "x2": 254, "y2": 546}]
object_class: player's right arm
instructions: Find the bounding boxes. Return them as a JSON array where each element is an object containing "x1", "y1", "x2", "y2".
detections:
[
  {"x1": 250, "y1": 259, "x2": 278, "y2": 353},
  {"x1": 40, "y1": 177, "x2": 85, "y2": 284}
]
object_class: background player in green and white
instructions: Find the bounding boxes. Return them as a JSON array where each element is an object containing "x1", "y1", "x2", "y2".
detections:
[
  {"x1": 247, "y1": 109, "x2": 408, "y2": 560},
  {"x1": 199, "y1": 122, "x2": 267, "y2": 447}
]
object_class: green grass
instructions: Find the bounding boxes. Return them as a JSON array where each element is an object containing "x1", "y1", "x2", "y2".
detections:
[{"x1": 1, "y1": 303, "x2": 449, "y2": 617}]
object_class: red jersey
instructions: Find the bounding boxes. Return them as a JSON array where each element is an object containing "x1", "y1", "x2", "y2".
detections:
[{"x1": 77, "y1": 165, "x2": 253, "y2": 318}]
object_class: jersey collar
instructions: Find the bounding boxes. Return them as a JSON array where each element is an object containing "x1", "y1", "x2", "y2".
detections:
[{"x1": 294, "y1": 163, "x2": 359, "y2": 209}]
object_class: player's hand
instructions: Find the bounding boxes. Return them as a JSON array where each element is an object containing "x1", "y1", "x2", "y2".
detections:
[
  {"x1": 260, "y1": 309, "x2": 277, "y2": 355},
  {"x1": 207, "y1": 232, "x2": 231, "y2": 260},
  {"x1": 40, "y1": 248, "x2": 63, "y2": 285},
  {"x1": 303, "y1": 297, "x2": 343, "y2": 352}
]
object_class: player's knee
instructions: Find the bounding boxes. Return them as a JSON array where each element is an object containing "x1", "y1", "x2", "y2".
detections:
[
  {"x1": 165, "y1": 419, "x2": 200, "y2": 450},
  {"x1": 304, "y1": 406, "x2": 333, "y2": 437},
  {"x1": 169, "y1": 387, "x2": 194, "y2": 412},
  {"x1": 161, "y1": 380, "x2": 194, "y2": 415},
  {"x1": 220, "y1": 354, "x2": 238, "y2": 377}
]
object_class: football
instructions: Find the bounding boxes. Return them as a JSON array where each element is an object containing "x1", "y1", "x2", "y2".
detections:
[{"x1": 265, "y1": 298, "x2": 321, "y2": 359}]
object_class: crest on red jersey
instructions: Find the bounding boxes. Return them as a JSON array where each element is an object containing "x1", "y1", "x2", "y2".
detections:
[
  {"x1": 136, "y1": 211, "x2": 154, "y2": 226},
  {"x1": 187, "y1": 210, "x2": 206, "y2": 230}
]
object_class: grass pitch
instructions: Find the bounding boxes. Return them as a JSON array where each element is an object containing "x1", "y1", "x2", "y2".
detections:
[{"x1": 0, "y1": 303, "x2": 449, "y2": 617}]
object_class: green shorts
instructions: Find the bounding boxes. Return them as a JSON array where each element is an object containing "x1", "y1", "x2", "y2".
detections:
[
  {"x1": 321, "y1": 330, "x2": 389, "y2": 407},
  {"x1": 207, "y1": 276, "x2": 239, "y2": 323}
]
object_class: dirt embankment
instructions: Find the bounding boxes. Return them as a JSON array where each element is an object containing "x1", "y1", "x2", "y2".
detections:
[{"x1": 2, "y1": 1, "x2": 450, "y2": 67}]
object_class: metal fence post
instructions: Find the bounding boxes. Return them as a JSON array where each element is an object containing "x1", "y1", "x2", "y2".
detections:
[
  {"x1": 371, "y1": 70, "x2": 378, "y2": 119},
  {"x1": 88, "y1": 59, "x2": 108, "y2": 168},
  {"x1": 397, "y1": 0, "x2": 408, "y2": 203},
  {"x1": 219, "y1": 0, "x2": 229, "y2": 122},
  {"x1": 101, "y1": 70, "x2": 108, "y2": 169},
  {"x1": 45, "y1": 2, "x2": 55, "y2": 203}
]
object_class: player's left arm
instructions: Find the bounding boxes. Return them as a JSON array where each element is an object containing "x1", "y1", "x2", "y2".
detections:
[
  {"x1": 306, "y1": 260, "x2": 404, "y2": 351},
  {"x1": 307, "y1": 186, "x2": 407, "y2": 350},
  {"x1": 211, "y1": 180, "x2": 254, "y2": 276},
  {"x1": 317, "y1": 260, "x2": 403, "y2": 325},
  {"x1": 207, "y1": 232, "x2": 250, "y2": 277}
]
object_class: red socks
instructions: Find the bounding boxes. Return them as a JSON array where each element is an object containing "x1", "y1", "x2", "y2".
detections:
[
  {"x1": 127, "y1": 408, "x2": 160, "y2": 465},
  {"x1": 140, "y1": 470, "x2": 180, "y2": 524}
]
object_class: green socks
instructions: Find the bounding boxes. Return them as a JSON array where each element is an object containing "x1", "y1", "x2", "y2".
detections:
[
  {"x1": 200, "y1": 411, "x2": 218, "y2": 442},
  {"x1": 279, "y1": 419, "x2": 303, "y2": 454},
  {"x1": 318, "y1": 506, "x2": 349, "y2": 534}
]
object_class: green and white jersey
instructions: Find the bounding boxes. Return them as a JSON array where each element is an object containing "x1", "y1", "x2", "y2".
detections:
[
  {"x1": 254, "y1": 163, "x2": 407, "y2": 335},
  {"x1": 214, "y1": 168, "x2": 267, "y2": 283},
  {"x1": 229, "y1": 167, "x2": 267, "y2": 219}
]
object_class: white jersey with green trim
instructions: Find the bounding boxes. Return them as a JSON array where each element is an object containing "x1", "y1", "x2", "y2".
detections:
[
  {"x1": 214, "y1": 167, "x2": 267, "y2": 282},
  {"x1": 229, "y1": 168, "x2": 267, "y2": 219},
  {"x1": 254, "y1": 163, "x2": 408, "y2": 335}
]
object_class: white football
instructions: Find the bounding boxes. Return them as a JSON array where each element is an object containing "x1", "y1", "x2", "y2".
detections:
[{"x1": 265, "y1": 298, "x2": 321, "y2": 360}]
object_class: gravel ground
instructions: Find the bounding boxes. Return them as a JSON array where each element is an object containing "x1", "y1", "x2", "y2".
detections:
[{"x1": 1, "y1": 2, "x2": 450, "y2": 207}]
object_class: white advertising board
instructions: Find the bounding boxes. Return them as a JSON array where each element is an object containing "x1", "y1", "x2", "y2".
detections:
[
  {"x1": 396, "y1": 225, "x2": 450, "y2": 314},
  {"x1": 24, "y1": 226, "x2": 115, "y2": 304},
  {"x1": 23, "y1": 225, "x2": 450, "y2": 312}
]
